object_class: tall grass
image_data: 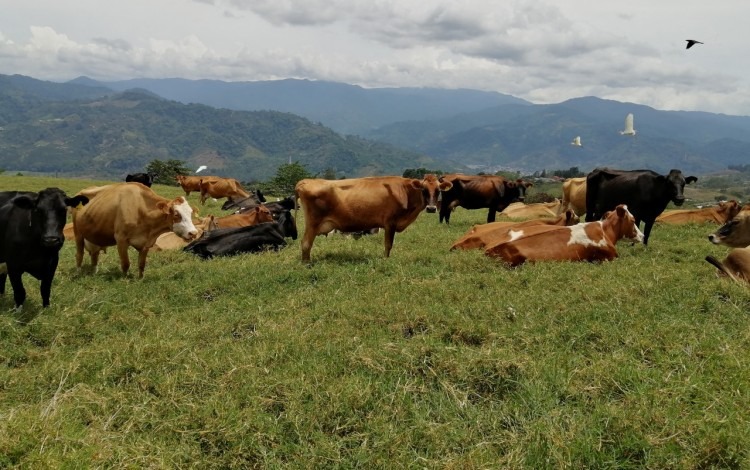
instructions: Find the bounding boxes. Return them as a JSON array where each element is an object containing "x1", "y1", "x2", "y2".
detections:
[{"x1": 0, "y1": 175, "x2": 748, "y2": 468}]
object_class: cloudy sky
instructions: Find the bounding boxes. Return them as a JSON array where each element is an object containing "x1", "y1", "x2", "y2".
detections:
[{"x1": 2, "y1": 0, "x2": 748, "y2": 115}]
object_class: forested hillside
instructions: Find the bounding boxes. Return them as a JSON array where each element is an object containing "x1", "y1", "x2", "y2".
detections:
[{"x1": 0, "y1": 76, "x2": 441, "y2": 180}]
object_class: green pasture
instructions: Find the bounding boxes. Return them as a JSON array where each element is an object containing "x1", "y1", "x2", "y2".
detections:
[{"x1": 0, "y1": 175, "x2": 748, "y2": 468}]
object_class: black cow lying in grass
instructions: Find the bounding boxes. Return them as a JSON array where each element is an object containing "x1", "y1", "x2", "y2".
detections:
[{"x1": 183, "y1": 222, "x2": 287, "y2": 259}]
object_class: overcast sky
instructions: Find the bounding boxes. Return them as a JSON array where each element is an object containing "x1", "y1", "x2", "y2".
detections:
[{"x1": 1, "y1": 0, "x2": 748, "y2": 115}]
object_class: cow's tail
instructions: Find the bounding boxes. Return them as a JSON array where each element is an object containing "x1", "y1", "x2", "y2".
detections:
[{"x1": 705, "y1": 255, "x2": 741, "y2": 284}]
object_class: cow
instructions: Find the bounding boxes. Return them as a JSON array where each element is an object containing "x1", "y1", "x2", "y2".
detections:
[
  {"x1": 0, "y1": 188, "x2": 89, "y2": 308},
  {"x1": 72, "y1": 183, "x2": 198, "y2": 277},
  {"x1": 451, "y1": 210, "x2": 580, "y2": 251},
  {"x1": 236, "y1": 195, "x2": 296, "y2": 217},
  {"x1": 705, "y1": 248, "x2": 750, "y2": 286},
  {"x1": 276, "y1": 210, "x2": 298, "y2": 240},
  {"x1": 220, "y1": 189, "x2": 267, "y2": 211},
  {"x1": 295, "y1": 175, "x2": 447, "y2": 262},
  {"x1": 585, "y1": 168, "x2": 698, "y2": 245},
  {"x1": 485, "y1": 204, "x2": 644, "y2": 267},
  {"x1": 152, "y1": 216, "x2": 217, "y2": 252},
  {"x1": 499, "y1": 199, "x2": 562, "y2": 219},
  {"x1": 559, "y1": 177, "x2": 587, "y2": 217},
  {"x1": 708, "y1": 209, "x2": 750, "y2": 248},
  {"x1": 176, "y1": 174, "x2": 220, "y2": 197},
  {"x1": 199, "y1": 178, "x2": 249, "y2": 205},
  {"x1": 184, "y1": 223, "x2": 287, "y2": 259},
  {"x1": 213, "y1": 204, "x2": 274, "y2": 229},
  {"x1": 656, "y1": 200, "x2": 740, "y2": 225},
  {"x1": 125, "y1": 172, "x2": 154, "y2": 187},
  {"x1": 438, "y1": 174, "x2": 533, "y2": 224}
]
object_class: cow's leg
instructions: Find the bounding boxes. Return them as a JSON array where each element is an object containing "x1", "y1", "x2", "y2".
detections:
[
  {"x1": 7, "y1": 269, "x2": 26, "y2": 308},
  {"x1": 642, "y1": 220, "x2": 654, "y2": 246},
  {"x1": 90, "y1": 247, "x2": 101, "y2": 273},
  {"x1": 0, "y1": 273, "x2": 6, "y2": 296},
  {"x1": 199, "y1": 191, "x2": 207, "y2": 205},
  {"x1": 487, "y1": 208, "x2": 497, "y2": 223},
  {"x1": 39, "y1": 262, "x2": 59, "y2": 308},
  {"x1": 116, "y1": 240, "x2": 131, "y2": 275},
  {"x1": 137, "y1": 248, "x2": 148, "y2": 278},
  {"x1": 439, "y1": 207, "x2": 450, "y2": 224},
  {"x1": 301, "y1": 226, "x2": 316, "y2": 262},
  {"x1": 75, "y1": 235, "x2": 85, "y2": 269},
  {"x1": 383, "y1": 226, "x2": 396, "y2": 257}
]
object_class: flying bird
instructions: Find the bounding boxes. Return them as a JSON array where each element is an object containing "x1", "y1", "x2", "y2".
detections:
[
  {"x1": 620, "y1": 113, "x2": 636, "y2": 136},
  {"x1": 571, "y1": 136, "x2": 582, "y2": 147},
  {"x1": 195, "y1": 165, "x2": 208, "y2": 173},
  {"x1": 685, "y1": 39, "x2": 703, "y2": 49}
]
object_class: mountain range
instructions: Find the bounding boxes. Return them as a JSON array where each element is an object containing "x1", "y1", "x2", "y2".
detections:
[{"x1": 1, "y1": 73, "x2": 750, "y2": 180}]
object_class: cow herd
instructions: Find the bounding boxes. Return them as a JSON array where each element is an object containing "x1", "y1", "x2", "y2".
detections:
[{"x1": 1, "y1": 167, "x2": 749, "y2": 309}]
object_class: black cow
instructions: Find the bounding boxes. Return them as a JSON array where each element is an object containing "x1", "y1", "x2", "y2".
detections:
[
  {"x1": 0, "y1": 188, "x2": 88, "y2": 308},
  {"x1": 585, "y1": 168, "x2": 698, "y2": 245},
  {"x1": 237, "y1": 195, "x2": 295, "y2": 216},
  {"x1": 276, "y1": 210, "x2": 298, "y2": 240},
  {"x1": 438, "y1": 174, "x2": 532, "y2": 224},
  {"x1": 125, "y1": 172, "x2": 154, "y2": 187},
  {"x1": 220, "y1": 189, "x2": 267, "y2": 211},
  {"x1": 183, "y1": 222, "x2": 286, "y2": 259}
]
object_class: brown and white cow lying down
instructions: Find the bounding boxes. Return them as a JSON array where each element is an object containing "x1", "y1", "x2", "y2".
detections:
[
  {"x1": 656, "y1": 200, "x2": 740, "y2": 225},
  {"x1": 295, "y1": 175, "x2": 448, "y2": 262},
  {"x1": 73, "y1": 183, "x2": 198, "y2": 277},
  {"x1": 499, "y1": 199, "x2": 562, "y2": 219},
  {"x1": 152, "y1": 216, "x2": 217, "y2": 252},
  {"x1": 451, "y1": 210, "x2": 580, "y2": 251},
  {"x1": 705, "y1": 249, "x2": 750, "y2": 286},
  {"x1": 485, "y1": 205, "x2": 644, "y2": 267}
]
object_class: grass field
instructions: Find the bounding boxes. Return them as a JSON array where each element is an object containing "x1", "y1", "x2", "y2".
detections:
[{"x1": 0, "y1": 175, "x2": 749, "y2": 468}]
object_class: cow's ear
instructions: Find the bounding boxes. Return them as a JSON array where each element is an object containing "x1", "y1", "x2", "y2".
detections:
[
  {"x1": 615, "y1": 205, "x2": 627, "y2": 217},
  {"x1": 157, "y1": 201, "x2": 171, "y2": 214},
  {"x1": 439, "y1": 181, "x2": 453, "y2": 191},
  {"x1": 65, "y1": 195, "x2": 89, "y2": 209},
  {"x1": 686, "y1": 176, "x2": 698, "y2": 184},
  {"x1": 11, "y1": 195, "x2": 36, "y2": 210},
  {"x1": 410, "y1": 179, "x2": 422, "y2": 190}
]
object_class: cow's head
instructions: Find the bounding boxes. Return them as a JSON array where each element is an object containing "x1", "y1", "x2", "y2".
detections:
[
  {"x1": 160, "y1": 196, "x2": 198, "y2": 240},
  {"x1": 605, "y1": 204, "x2": 644, "y2": 243},
  {"x1": 416, "y1": 174, "x2": 452, "y2": 213},
  {"x1": 666, "y1": 170, "x2": 698, "y2": 207},
  {"x1": 709, "y1": 212, "x2": 750, "y2": 248},
  {"x1": 11, "y1": 188, "x2": 89, "y2": 248},
  {"x1": 254, "y1": 204, "x2": 275, "y2": 224},
  {"x1": 718, "y1": 200, "x2": 742, "y2": 223},
  {"x1": 505, "y1": 179, "x2": 533, "y2": 203},
  {"x1": 277, "y1": 210, "x2": 298, "y2": 240}
]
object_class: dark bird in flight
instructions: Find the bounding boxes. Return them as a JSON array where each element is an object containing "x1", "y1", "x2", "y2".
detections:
[{"x1": 685, "y1": 39, "x2": 704, "y2": 49}]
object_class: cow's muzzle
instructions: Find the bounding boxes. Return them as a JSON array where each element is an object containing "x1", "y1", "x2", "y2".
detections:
[
  {"x1": 42, "y1": 236, "x2": 63, "y2": 248},
  {"x1": 673, "y1": 197, "x2": 686, "y2": 206},
  {"x1": 425, "y1": 205, "x2": 437, "y2": 213}
]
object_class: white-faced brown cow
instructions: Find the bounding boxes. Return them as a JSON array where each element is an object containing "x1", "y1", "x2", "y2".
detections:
[
  {"x1": 451, "y1": 210, "x2": 580, "y2": 251},
  {"x1": 485, "y1": 204, "x2": 644, "y2": 267},
  {"x1": 73, "y1": 183, "x2": 198, "y2": 277},
  {"x1": 153, "y1": 216, "x2": 217, "y2": 252},
  {"x1": 559, "y1": 177, "x2": 587, "y2": 217},
  {"x1": 656, "y1": 200, "x2": 740, "y2": 225},
  {"x1": 499, "y1": 199, "x2": 562, "y2": 219},
  {"x1": 295, "y1": 175, "x2": 449, "y2": 262},
  {"x1": 198, "y1": 178, "x2": 249, "y2": 205}
]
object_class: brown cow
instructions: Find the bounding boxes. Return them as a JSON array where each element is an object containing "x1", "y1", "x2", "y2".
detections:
[
  {"x1": 73, "y1": 183, "x2": 198, "y2": 277},
  {"x1": 485, "y1": 204, "x2": 643, "y2": 267},
  {"x1": 705, "y1": 248, "x2": 750, "y2": 286},
  {"x1": 176, "y1": 174, "x2": 220, "y2": 197},
  {"x1": 451, "y1": 209, "x2": 580, "y2": 251},
  {"x1": 656, "y1": 200, "x2": 740, "y2": 224},
  {"x1": 199, "y1": 178, "x2": 249, "y2": 205},
  {"x1": 559, "y1": 177, "x2": 586, "y2": 217},
  {"x1": 295, "y1": 175, "x2": 448, "y2": 262},
  {"x1": 499, "y1": 199, "x2": 562, "y2": 219},
  {"x1": 213, "y1": 205, "x2": 274, "y2": 229},
  {"x1": 708, "y1": 205, "x2": 750, "y2": 248},
  {"x1": 438, "y1": 174, "x2": 533, "y2": 224},
  {"x1": 152, "y1": 216, "x2": 217, "y2": 252}
]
